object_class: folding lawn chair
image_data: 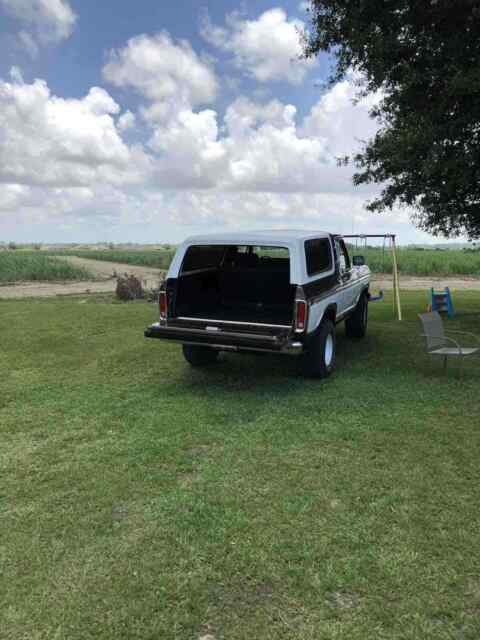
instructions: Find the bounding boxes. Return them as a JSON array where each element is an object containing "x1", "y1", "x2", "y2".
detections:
[{"x1": 418, "y1": 311, "x2": 480, "y2": 376}]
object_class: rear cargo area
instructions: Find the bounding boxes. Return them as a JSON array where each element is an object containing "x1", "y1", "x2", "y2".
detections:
[{"x1": 173, "y1": 245, "x2": 295, "y2": 326}]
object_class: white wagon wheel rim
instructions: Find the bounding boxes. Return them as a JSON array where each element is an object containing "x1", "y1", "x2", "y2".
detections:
[{"x1": 324, "y1": 334, "x2": 334, "y2": 367}]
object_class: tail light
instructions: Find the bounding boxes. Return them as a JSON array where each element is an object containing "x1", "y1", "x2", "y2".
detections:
[
  {"x1": 159, "y1": 290, "x2": 167, "y2": 321},
  {"x1": 295, "y1": 300, "x2": 307, "y2": 332}
]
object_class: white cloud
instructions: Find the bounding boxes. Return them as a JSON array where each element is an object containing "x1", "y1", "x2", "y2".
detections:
[
  {"x1": 0, "y1": 77, "x2": 148, "y2": 187},
  {"x1": 148, "y1": 108, "x2": 226, "y2": 189},
  {"x1": 162, "y1": 191, "x2": 336, "y2": 226},
  {"x1": 143, "y1": 84, "x2": 377, "y2": 195},
  {"x1": 220, "y1": 98, "x2": 330, "y2": 192},
  {"x1": 160, "y1": 190, "x2": 415, "y2": 240},
  {"x1": 18, "y1": 29, "x2": 39, "y2": 57},
  {"x1": 143, "y1": 97, "x2": 328, "y2": 193},
  {"x1": 0, "y1": 68, "x2": 379, "y2": 202},
  {"x1": 223, "y1": 97, "x2": 296, "y2": 137},
  {"x1": 103, "y1": 32, "x2": 218, "y2": 123},
  {"x1": 0, "y1": 183, "x2": 31, "y2": 214},
  {"x1": 1, "y1": 34, "x2": 417, "y2": 240},
  {"x1": 0, "y1": 0, "x2": 77, "y2": 55},
  {"x1": 117, "y1": 110, "x2": 136, "y2": 131},
  {"x1": 9, "y1": 65, "x2": 24, "y2": 83},
  {"x1": 201, "y1": 8, "x2": 314, "y2": 84},
  {"x1": 99, "y1": 29, "x2": 375, "y2": 198},
  {"x1": 302, "y1": 76, "x2": 382, "y2": 157}
]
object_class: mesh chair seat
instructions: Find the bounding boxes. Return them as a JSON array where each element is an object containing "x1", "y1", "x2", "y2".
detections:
[
  {"x1": 419, "y1": 311, "x2": 480, "y2": 375},
  {"x1": 430, "y1": 347, "x2": 478, "y2": 356}
]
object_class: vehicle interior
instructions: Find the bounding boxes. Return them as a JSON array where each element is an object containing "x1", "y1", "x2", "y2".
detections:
[{"x1": 173, "y1": 244, "x2": 295, "y2": 326}]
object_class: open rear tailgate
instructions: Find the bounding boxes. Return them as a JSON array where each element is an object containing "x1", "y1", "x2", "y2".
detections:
[{"x1": 144, "y1": 320, "x2": 293, "y2": 352}]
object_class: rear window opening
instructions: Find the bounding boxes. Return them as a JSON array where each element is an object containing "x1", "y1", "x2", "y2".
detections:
[{"x1": 174, "y1": 244, "x2": 294, "y2": 326}]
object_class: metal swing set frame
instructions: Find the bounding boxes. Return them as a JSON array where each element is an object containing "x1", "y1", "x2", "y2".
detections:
[{"x1": 342, "y1": 233, "x2": 402, "y2": 321}]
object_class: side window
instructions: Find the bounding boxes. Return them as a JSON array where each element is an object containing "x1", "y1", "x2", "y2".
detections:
[
  {"x1": 305, "y1": 238, "x2": 333, "y2": 276},
  {"x1": 334, "y1": 239, "x2": 351, "y2": 273}
]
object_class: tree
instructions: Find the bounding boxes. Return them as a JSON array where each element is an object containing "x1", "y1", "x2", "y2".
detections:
[{"x1": 303, "y1": 0, "x2": 480, "y2": 238}]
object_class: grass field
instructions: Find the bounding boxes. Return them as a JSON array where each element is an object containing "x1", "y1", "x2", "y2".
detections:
[
  {"x1": 2, "y1": 292, "x2": 480, "y2": 639},
  {"x1": 53, "y1": 246, "x2": 480, "y2": 276},
  {"x1": 0, "y1": 251, "x2": 93, "y2": 283},
  {"x1": 360, "y1": 247, "x2": 480, "y2": 276},
  {"x1": 2, "y1": 246, "x2": 479, "y2": 279}
]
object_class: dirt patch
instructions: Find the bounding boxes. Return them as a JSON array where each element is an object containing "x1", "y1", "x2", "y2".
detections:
[
  {"x1": 178, "y1": 471, "x2": 199, "y2": 487},
  {"x1": 0, "y1": 256, "x2": 164, "y2": 299},
  {"x1": 58, "y1": 256, "x2": 163, "y2": 288},
  {"x1": 326, "y1": 590, "x2": 361, "y2": 610},
  {"x1": 371, "y1": 273, "x2": 480, "y2": 290},
  {"x1": 112, "y1": 504, "x2": 129, "y2": 521},
  {"x1": 0, "y1": 280, "x2": 116, "y2": 299},
  {"x1": 185, "y1": 445, "x2": 212, "y2": 458}
]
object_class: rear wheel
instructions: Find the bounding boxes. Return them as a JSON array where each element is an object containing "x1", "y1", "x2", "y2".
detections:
[
  {"x1": 303, "y1": 319, "x2": 336, "y2": 378},
  {"x1": 182, "y1": 344, "x2": 219, "y2": 367},
  {"x1": 345, "y1": 293, "x2": 368, "y2": 338}
]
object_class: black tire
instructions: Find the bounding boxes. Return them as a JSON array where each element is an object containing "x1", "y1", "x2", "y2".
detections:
[
  {"x1": 303, "y1": 319, "x2": 336, "y2": 378},
  {"x1": 182, "y1": 344, "x2": 219, "y2": 367},
  {"x1": 345, "y1": 293, "x2": 368, "y2": 339}
]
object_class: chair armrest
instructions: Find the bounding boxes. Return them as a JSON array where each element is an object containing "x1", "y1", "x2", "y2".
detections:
[
  {"x1": 420, "y1": 333, "x2": 463, "y2": 355},
  {"x1": 445, "y1": 330, "x2": 480, "y2": 345},
  {"x1": 443, "y1": 335, "x2": 463, "y2": 354}
]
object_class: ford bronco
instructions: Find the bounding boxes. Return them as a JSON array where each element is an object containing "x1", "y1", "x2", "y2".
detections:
[{"x1": 144, "y1": 230, "x2": 370, "y2": 377}]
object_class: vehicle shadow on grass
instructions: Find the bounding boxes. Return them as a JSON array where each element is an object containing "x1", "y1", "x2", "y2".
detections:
[
  {"x1": 178, "y1": 351, "x2": 304, "y2": 393},
  {"x1": 169, "y1": 330, "x2": 381, "y2": 396}
]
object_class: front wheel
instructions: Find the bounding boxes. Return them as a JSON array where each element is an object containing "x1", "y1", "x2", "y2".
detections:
[
  {"x1": 303, "y1": 319, "x2": 336, "y2": 378},
  {"x1": 345, "y1": 293, "x2": 368, "y2": 339},
  {"x1": 182, "y1": 344, "x2": 219, "y2": 367}
]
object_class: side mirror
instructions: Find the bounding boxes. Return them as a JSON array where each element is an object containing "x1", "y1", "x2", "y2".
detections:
[{"x1": 353, "y1": 255, "x2": 365, "y2": 267}]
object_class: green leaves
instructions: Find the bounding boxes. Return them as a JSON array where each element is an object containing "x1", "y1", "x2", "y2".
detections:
[{"x1": 304, "y1": 0, "x2": 480, "y2": 238}]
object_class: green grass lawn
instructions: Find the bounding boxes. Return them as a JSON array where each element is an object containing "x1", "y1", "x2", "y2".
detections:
[{"x1": 2, "y1": 291, "x2": 480, "y2": 640}]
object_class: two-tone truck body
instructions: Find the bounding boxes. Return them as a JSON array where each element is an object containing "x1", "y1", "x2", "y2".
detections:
[{"x1": 145, "y1": 230, "x2": 370, "y2": 377}]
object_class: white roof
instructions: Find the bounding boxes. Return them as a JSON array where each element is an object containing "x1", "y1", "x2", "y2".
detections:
[
  {"x1": 183, "y1": 229, "x2": 331, "y2": 245},
  {"x1": 168, "y1": 229, "x2": 335, "y2": 283}
]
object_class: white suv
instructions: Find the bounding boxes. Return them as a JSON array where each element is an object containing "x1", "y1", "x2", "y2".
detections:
[{"x1": 145, "y1": 230, "x2": 370, "y2": 378}]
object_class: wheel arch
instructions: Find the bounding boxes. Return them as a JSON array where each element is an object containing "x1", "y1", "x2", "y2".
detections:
[
  {"x1": 323, "y1": 303, "x2": 337, "y2": 325},
  {"x1": 307, "y1": 301, "x2": 337, "y2": 336},
  {"x1": 352, "y1": 284, "x2": 370, "y2": 308}
]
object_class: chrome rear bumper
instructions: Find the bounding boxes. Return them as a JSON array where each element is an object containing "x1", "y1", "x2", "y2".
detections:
[{"x1": 144, "y1": 322, "x2": 303, "y2": 355}]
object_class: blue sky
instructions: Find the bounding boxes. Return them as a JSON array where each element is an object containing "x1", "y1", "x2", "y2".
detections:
[
  {"x1": 1, "y1": 1, "x2": 326, "y2": 107},
  {"x1": 0, "y1": 0, "x2": 440, "y2": 244}
]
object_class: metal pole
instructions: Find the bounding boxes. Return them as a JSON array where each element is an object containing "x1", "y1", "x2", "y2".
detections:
[
  {"x1": 391, "y1": 236, "x2": 396, "y2": 316},
  {"x1": 391, "y1": 235, "x2": 402, "y2": 321},
  {"x1": 341, "y1": 233, "x2": 402, "y2": 321}
]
